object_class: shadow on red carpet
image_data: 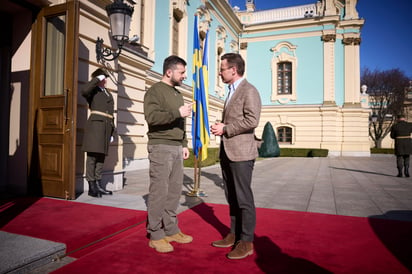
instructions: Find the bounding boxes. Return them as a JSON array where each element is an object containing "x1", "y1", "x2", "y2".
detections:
[
  {"x1": 51, "y1": 203, "x2": 411, "y2": 274},
  {"x1": 368, "y1": 211, "x2": 412, "y2": 272}
]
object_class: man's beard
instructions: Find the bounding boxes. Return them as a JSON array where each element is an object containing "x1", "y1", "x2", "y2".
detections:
[{"x1": 171, "y1": 77, "x2": 182, "y2": 87}]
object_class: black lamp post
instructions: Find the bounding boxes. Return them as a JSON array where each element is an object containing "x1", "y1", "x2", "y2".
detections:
[{"x1": 96, "y1": 0, "x2": 134, "y2": 62}]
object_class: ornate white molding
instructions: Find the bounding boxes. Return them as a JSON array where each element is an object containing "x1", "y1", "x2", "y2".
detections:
[
  {"x1": 230, "y1": 40, "x2": 238, "y2": 52},
  {"x1": 271, "y1": 41, "x2": 297, "y2": 54},
  {"x1": 197, "y1": 5, "x2": 212, "y2": 33},
  {"x1": 270, "y1": 42, "x2": 298, "y2": 104}
]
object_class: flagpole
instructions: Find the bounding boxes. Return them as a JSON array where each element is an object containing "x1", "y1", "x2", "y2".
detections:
[
  {"x1": 187, "y1": 151, "x2": 207, "y2": 197},
  {"x1": 196, "y1": 150, "x2": 207, "y2": 197},
  {"x1": 187, "y1": 14, "x2": 208, "y2": 198}
]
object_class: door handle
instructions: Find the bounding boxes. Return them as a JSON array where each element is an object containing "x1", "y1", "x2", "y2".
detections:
[{"x1": 64, "y1": 88, "x2": 69, "y2": 125}]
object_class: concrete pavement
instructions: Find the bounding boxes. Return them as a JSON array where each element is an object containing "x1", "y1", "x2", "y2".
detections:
[
  {"x1": 2, "y1": 155, "x2": 412, "y2": 273},
  {"x1": 77, "y1": 155, "x2": 412, "y2": 221}
]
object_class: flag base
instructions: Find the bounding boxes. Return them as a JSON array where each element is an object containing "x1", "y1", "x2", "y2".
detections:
[{"x1": 186, "y1": 189, "x2": 208, "y2": 197}]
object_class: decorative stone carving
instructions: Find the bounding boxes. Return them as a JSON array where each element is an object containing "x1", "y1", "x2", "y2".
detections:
[
  {"x1": 342, "y1": 37, "x2": 361, "y2": 45},
  {"x1": 344, "y1": 0, "x2": 359, "y2": 20},
  {"x1": 197, "y1": 5, "x2": 212, "y2": 32},
  {"x1": 230, "y1": 40, "x2": 239, "y2": 52},
  {"x1": 173, "y1": 0, "x2": 187, "y2": 22},
  {"x1": 322, "y1": 34, "x2": 336, "y2": 42}
]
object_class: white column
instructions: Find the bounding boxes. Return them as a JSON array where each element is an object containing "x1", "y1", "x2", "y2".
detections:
[
  {"x1": 343, "y1": 34, "x2": 361, "y2": 107},
  {"x1": 322, "y1": 33, "x2": 336, "y2": 105}
]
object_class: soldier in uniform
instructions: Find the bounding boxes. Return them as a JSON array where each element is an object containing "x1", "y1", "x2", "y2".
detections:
[
  {"x1": 390, "y1": 114, "x2": 412, "y2": 177},
  {"x1": 81, "y1": 68, "x2": 115, "y2": 197}
]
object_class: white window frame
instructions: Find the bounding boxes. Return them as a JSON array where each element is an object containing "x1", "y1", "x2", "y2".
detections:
[{"x1": 271, "y1": 42, "x2": 298, "y2": 104}]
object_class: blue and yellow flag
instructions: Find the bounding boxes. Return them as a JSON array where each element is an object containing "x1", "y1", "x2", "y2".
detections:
[{"x1": 192, "y1": 15, "x2": 210, "y2": 161}]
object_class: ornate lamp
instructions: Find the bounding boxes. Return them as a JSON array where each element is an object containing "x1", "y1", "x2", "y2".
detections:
[
  {"x1": 371, "y1": 112, "x2": 378, "y2": 124},
  {"x1": 96, "y1": 0, "x2": 134, "y2": 62}
]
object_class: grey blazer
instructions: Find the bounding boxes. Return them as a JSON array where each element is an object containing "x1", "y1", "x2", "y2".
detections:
[{"x1": 221, "y1": 79, "x2": 262, "y2": 162}]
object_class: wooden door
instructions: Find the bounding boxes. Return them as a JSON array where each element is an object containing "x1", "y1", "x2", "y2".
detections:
[{"x1": 29, "y1": 2, "x2": 78, "y2": 199}]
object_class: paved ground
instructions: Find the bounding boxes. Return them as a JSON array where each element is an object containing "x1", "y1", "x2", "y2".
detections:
[
  {"x1": 77, "y1": 155, "x2": 412, "y2": 221},
  {"x1": 5, "y1": 155, "x2": 412, "y2": 273}
]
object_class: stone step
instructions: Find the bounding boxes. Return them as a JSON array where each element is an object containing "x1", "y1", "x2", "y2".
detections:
[{"x1": 0, "y1": 231, "x2": 66, "y2": 274}]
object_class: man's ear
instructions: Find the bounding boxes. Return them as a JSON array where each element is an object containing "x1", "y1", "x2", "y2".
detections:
[{"x1": 166, "y1": 69, "x2": 172, "y2": 78}]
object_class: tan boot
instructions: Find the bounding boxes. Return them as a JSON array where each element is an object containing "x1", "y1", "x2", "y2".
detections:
[
  {"x1": 165, "y1": 232, "x2": 193, "y2": 244},
  {"x1": 211, "y1": 233, "x2": 235, "y2": 248},
  {"x1": 227, "y1": 240, "x2": 253, "y2": 259},
  {"x1": 149, "y1": 238, "x2": 174, "y2": 253}
]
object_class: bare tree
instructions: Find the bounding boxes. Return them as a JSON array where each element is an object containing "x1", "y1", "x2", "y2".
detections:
[{"x1": 361, "y1": 68, "x2": 410, "y2": 148}]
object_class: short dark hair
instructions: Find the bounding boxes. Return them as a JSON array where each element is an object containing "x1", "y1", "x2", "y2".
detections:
[
  {"x1": 221, "y1": 53, "x2": 245, "y2": 76},
  {"x1": 163, "y1": 55, "x2": 187, "y2": 75}
]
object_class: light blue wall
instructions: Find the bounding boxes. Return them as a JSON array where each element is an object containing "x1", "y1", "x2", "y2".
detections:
[
  {"x1": 152, "y1": 0, "x2": 240, "y2": 91},
  {"x1": 246, "y1": 36, "x2": 324, "y2": 106},
  {"x1": 152, "y1": 2, "x2": 171, "y2": 73},
  {"x1": 150, "y1": 1, "x2": 351, "y2": 107}
]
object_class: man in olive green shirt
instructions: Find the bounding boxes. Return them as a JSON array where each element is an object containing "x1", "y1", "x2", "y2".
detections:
[{"x1": 144, "y1": 55, "x2": 193, "y2": 253}]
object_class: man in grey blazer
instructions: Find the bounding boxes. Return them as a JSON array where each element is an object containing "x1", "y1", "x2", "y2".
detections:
[{"x1": 211, "y1": 53, "x2": 262, "y2": 259}]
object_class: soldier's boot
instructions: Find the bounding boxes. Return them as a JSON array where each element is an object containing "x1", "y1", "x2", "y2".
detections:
[
  {"x1": 97, "y1": 180, "x2": 113, "y2": 195},
  {"x1": 88, "y1": 181, "x2": 102, "y2": 197}
]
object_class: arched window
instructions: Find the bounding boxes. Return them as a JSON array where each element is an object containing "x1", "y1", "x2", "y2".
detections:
[{"x1": 277, "y1": 126, "x2": 292, "y2": 143}]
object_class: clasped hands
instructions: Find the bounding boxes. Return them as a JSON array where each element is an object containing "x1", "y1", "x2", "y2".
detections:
[{"x1": 210, "y1": 122, "x2": 225, "y2": 136}]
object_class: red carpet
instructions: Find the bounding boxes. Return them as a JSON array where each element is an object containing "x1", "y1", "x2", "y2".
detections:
[
  {"x1": 52, "y1": 203, "x2": 411, "y2": 274},
  {"x1": 0, "y1": 197, "x2": 147, "y2": 256}
]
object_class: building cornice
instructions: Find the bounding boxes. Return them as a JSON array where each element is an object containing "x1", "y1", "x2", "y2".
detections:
[
  {"x1": 207, "y1": 0, "x2": 242, "y2": 34},
  {"x1": 338, "y1": 19, "x2": 365, "y2": 29},
  {"x1": 242, "y1": 15, "x2": 340, "y2": 34}
]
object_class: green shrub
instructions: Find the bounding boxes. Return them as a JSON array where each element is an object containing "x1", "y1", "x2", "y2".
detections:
[
  {"x1": 183, "y1": 147, "x2": 328, "y2": 167},
  {"x1": 279, "y1": 148, "x2": 328, "y2": 157},
  {"x1": 184, "y1": 148, "x2": 220, "y2": 168},
  {"x1": 184, "y1": 146, "x2": 396, "y2": 168},
  {"x1": 370, "y1": 148, "x2": 394, "y2": 154}
]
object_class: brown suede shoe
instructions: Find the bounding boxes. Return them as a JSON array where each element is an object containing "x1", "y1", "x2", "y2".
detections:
[
  {"x1": 227, "y1": 240, "x2": 253, "y2": 259},
  {"x1": 149, "y1": 238, "x2": 174, "y2": 253},
  {"x1": 165, "y1": 232, "x2": 193, "y2": 244},
  {"x1": 211, "y1": 233, "x2": 235, "y2": 248}
]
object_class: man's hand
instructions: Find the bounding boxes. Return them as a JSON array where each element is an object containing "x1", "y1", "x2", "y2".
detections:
[
  {"x1": 211, "y1": 122, "x2": 225, "y2": 136},
  {"x1": 182, "y1": 147, "x2": 190, "y2": 160},
  {"x1": 179, "y1": 103, "x2": 193, "y2": 118}
]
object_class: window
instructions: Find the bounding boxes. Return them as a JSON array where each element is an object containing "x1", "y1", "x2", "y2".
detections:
[
  {"x1": 270, "y1": 42, "x2": 297, "y2": 103},
  {"x1": 44, "y1": 14, "x2": 65, "y2": 96},
  {"x1": 277, "y1": 62, "x2": 292, "y2": 94},
  {"x1": 277, "y1": 126, "x2": 292, "y2": 143},
  {"x1": 215, "y1": 25, "x2": 227, "y2": 97}
]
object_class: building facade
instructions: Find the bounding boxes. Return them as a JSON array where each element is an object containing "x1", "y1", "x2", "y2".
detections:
[{"x1": 1, "y1": 0, "x2": 368, "y2": 199}]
